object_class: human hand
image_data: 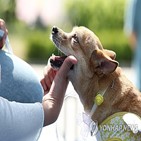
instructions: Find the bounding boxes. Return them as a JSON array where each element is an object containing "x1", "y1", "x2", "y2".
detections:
[
  {"x1": 0, "y1": 19, "x2": 8, "y2": 49},
  {"x1": 42, "y1": 55, "x2": 77, "y2": 126},
  {"x1": 40, "y1": 60, "x2": 57, "y2": 94}
]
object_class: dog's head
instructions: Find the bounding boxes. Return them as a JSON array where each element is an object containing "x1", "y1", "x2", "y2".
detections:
[{"x1": 50, "y1": 26, "x2": 118, "y2": 98}]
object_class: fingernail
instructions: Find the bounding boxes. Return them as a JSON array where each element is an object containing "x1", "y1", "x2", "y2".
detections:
[{"x1": 68, "y1": 56, "x2": 77, "y2": 64}]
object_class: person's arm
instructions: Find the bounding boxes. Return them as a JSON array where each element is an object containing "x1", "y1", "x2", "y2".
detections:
[
  {"x1": 41, "y1": 56, "x2": 77, "y2": 126},
  {"x1": 0, "y1": 56, "x2": 77, "y2": 141},
  {"x1": 0, "y1": 97, "x2": 44, "y2": 141}
]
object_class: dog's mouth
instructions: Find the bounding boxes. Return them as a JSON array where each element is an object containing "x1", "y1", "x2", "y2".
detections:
[{"x1": 50, "y1": 55, "x2": 74, "y2": 70}]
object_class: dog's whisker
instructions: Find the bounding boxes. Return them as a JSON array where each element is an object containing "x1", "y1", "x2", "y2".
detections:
[
  {"x1": 52, "y1": 37, "x2": 64, "y2": 49},
  {"x1": 52, "y1": 38, "x2": 67, "y2": 55}
]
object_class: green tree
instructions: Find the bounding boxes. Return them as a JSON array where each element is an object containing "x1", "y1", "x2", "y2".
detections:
[
  {"x1": 0, "y1": 0, "x2": 16, "y2": 23},
  {"x1": 64, "y1": 0, "x2": 132, "y2": 63},
  {"x1": 65, "y1": 0, "x2": 125, "y2": 31}
]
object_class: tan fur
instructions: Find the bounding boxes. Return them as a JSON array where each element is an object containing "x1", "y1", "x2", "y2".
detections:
[{"x1": 51, "y1": 26, "x2": 141, "y2": 124}]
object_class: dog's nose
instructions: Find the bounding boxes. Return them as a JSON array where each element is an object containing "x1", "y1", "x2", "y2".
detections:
[{"x1": 52, "y1": 26, "x2": 58, "y2": 34}]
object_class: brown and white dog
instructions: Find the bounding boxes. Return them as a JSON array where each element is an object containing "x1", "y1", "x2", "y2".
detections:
[{"x1": 50, "y1": 26, "x2": 141, "y2": 125}]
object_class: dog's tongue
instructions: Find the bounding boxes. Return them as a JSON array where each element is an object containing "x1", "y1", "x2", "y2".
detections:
[{"x1": 50, "y1": 55, "x2": 74, "y2": 70}]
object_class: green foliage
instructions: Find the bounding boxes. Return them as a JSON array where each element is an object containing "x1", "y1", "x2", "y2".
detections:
[
  {"x1": 97, "y1": 30, "x2": 132, "y2": 62},
  {"x1": 65, "y1": 0, "x2": 131, "y2": 63},
  {"x1": 0, "y1": 0, "x2": 16, "y2": 23},
  {"x1": 26, "y1": 29, "x2": 58, "y2": 63},
  {"x1": 0, "y1": 0, "x2": 132, "y2": 63},
  {"x1": 65, "y1": 0, "x2": 125, "y2": 31}
]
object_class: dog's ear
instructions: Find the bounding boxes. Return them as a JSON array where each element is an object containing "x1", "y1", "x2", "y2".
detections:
[
  {"x1": 103, "y1": 49, "x2": 116, "y2": 60},
  {"x1": 90, "y1": 49, "x2": 119, "y2": 75}
]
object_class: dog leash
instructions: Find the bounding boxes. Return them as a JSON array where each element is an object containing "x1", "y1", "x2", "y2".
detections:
[
  {"x1": 90, "y1": 86, "x2": 110, "y2": 117},
  {"x1": 90, "y1": 79, "x2": 115, "y2": 117},
  {"x1": 80, "y1": 80, "x2": 115, "y2": 139},
  {"x1": 79, "y1": 88, "x2": 108, "y2": 138}
]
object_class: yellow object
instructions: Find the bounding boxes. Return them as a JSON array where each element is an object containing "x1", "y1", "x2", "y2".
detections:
[
  {"x1": 95, "y1": 94, "x2": 104, "y2": 106},
  {"x1": 106, "y1": 138, "x2": 122, "y2": 141},
  {"x1": 99, "y1": 112, "x2": 141, "y2": 141}
]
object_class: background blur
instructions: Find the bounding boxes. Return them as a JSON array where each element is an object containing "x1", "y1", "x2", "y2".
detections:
[{"x1": 0, "y1": 0, "x2": 131, "y2": 65}]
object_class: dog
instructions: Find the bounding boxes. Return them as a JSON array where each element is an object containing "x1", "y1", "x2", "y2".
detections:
[{"x1": 50, "y1": 26, "x2": 141, "y2": 140}]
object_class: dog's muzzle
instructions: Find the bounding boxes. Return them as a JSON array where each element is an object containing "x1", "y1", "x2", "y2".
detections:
[{"x1": 50, "y1": 27, "x2": 74, "y2": 70}]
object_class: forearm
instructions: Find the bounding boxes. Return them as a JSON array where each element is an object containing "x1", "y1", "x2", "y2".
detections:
[{"x1": 43, "y1": 78, "x2": 69, "y2": 126}]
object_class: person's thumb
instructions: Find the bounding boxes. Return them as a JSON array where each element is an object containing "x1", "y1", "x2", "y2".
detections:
[
  {"x1": 57, "y1": 56, "x2": 77, "y2": 78},
  {"x1": 48, "y1": 55, "x2": 77, "y2": 96}
]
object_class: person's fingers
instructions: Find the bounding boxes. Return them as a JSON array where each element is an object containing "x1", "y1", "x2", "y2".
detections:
[
  {"x1": 40, "y1": 78, "x2": 48, "y2": 92},
  {"x1": 49, "y1": 55, "x2": 77, "y2": 93},
  {"x1": 49, "y1": 69, "x2": 56, "y2": 82},
  {"x1": 57, "y1": 56, "x2": 77, "y2": 79},
  {"x1": 42, "y1": 55, "x2": 77, "y2": 96},
  {"x1": 43, "y1": 66, "x2": 52, "y2": 87},
  {"x1": 44, "y1": 55, "x2": 77, "y2": 116},
  {"x1": 42, "y1": 65, "x2": 57, "y2": 94}
]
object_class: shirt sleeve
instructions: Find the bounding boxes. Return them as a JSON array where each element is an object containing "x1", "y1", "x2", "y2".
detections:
[{"x1": 0, "y1": 96, "x2": 44, "y2": 141}]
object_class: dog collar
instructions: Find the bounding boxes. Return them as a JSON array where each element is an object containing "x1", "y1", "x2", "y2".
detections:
[
  {"x1": 79, "y1": 93, "x2": 105, "y2": 138},
  {"x1": 79, "y1": 89, "x2": 110, "y2": 138},
  {"x1": 95, "y1": 93, "x2": 104, "y2": 106},
  {"x1": 90, "y1": 79, "x2": 115, "y2": 117},
  {"x1": 79, "y1": 80, "x2": 115, "y2": 138},
  {"x1": 90, "y1": 92, "x2": 106, "y2": 117}
]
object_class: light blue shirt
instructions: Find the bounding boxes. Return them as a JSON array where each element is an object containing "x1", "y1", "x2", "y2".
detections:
[
  {"x1": 0, "y1": 50, "x2": 44, "y2": 140},
  {"x1": 0, "y1": 97, "x2": 44, "y2": 141},
  {"x1": 0, "y1": 50, "x2": 43, "y2": 103}
]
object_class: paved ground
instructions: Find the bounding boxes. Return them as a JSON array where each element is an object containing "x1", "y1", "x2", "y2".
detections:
[{"x1": 31, "y1": 64, "x2": 136, "y2": 141}]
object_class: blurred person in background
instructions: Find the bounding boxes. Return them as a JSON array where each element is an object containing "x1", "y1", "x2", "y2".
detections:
[
  {"x1": 124, "y1": 0, "x2": 141, "y2": 91},
  {"x1": 0, "y1": 18, "x2": 77, "y2": 141}
]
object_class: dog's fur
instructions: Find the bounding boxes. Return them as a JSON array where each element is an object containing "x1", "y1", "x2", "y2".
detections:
[{"x1": 51, "y1": 26, "x2": 141, "y2": 124}]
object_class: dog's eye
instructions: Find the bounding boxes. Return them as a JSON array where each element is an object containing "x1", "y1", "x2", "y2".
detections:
[{"x1": 72, "y1": 34, "x2": 79, "y2": 44}]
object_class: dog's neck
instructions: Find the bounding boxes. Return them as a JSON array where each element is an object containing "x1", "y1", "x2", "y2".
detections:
[
  {"x1": 88, "y1": 67, "x2": 141, "y2": 123},
  {"x1": 89, "y1": 79, "x2": 115, "y2": 117},
  {"x1": 72, "y1": 65, "x2": 141, "y2": 123},
  {"x1": 79, "y1": 67, "x2": 121, "y2": 114}
]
